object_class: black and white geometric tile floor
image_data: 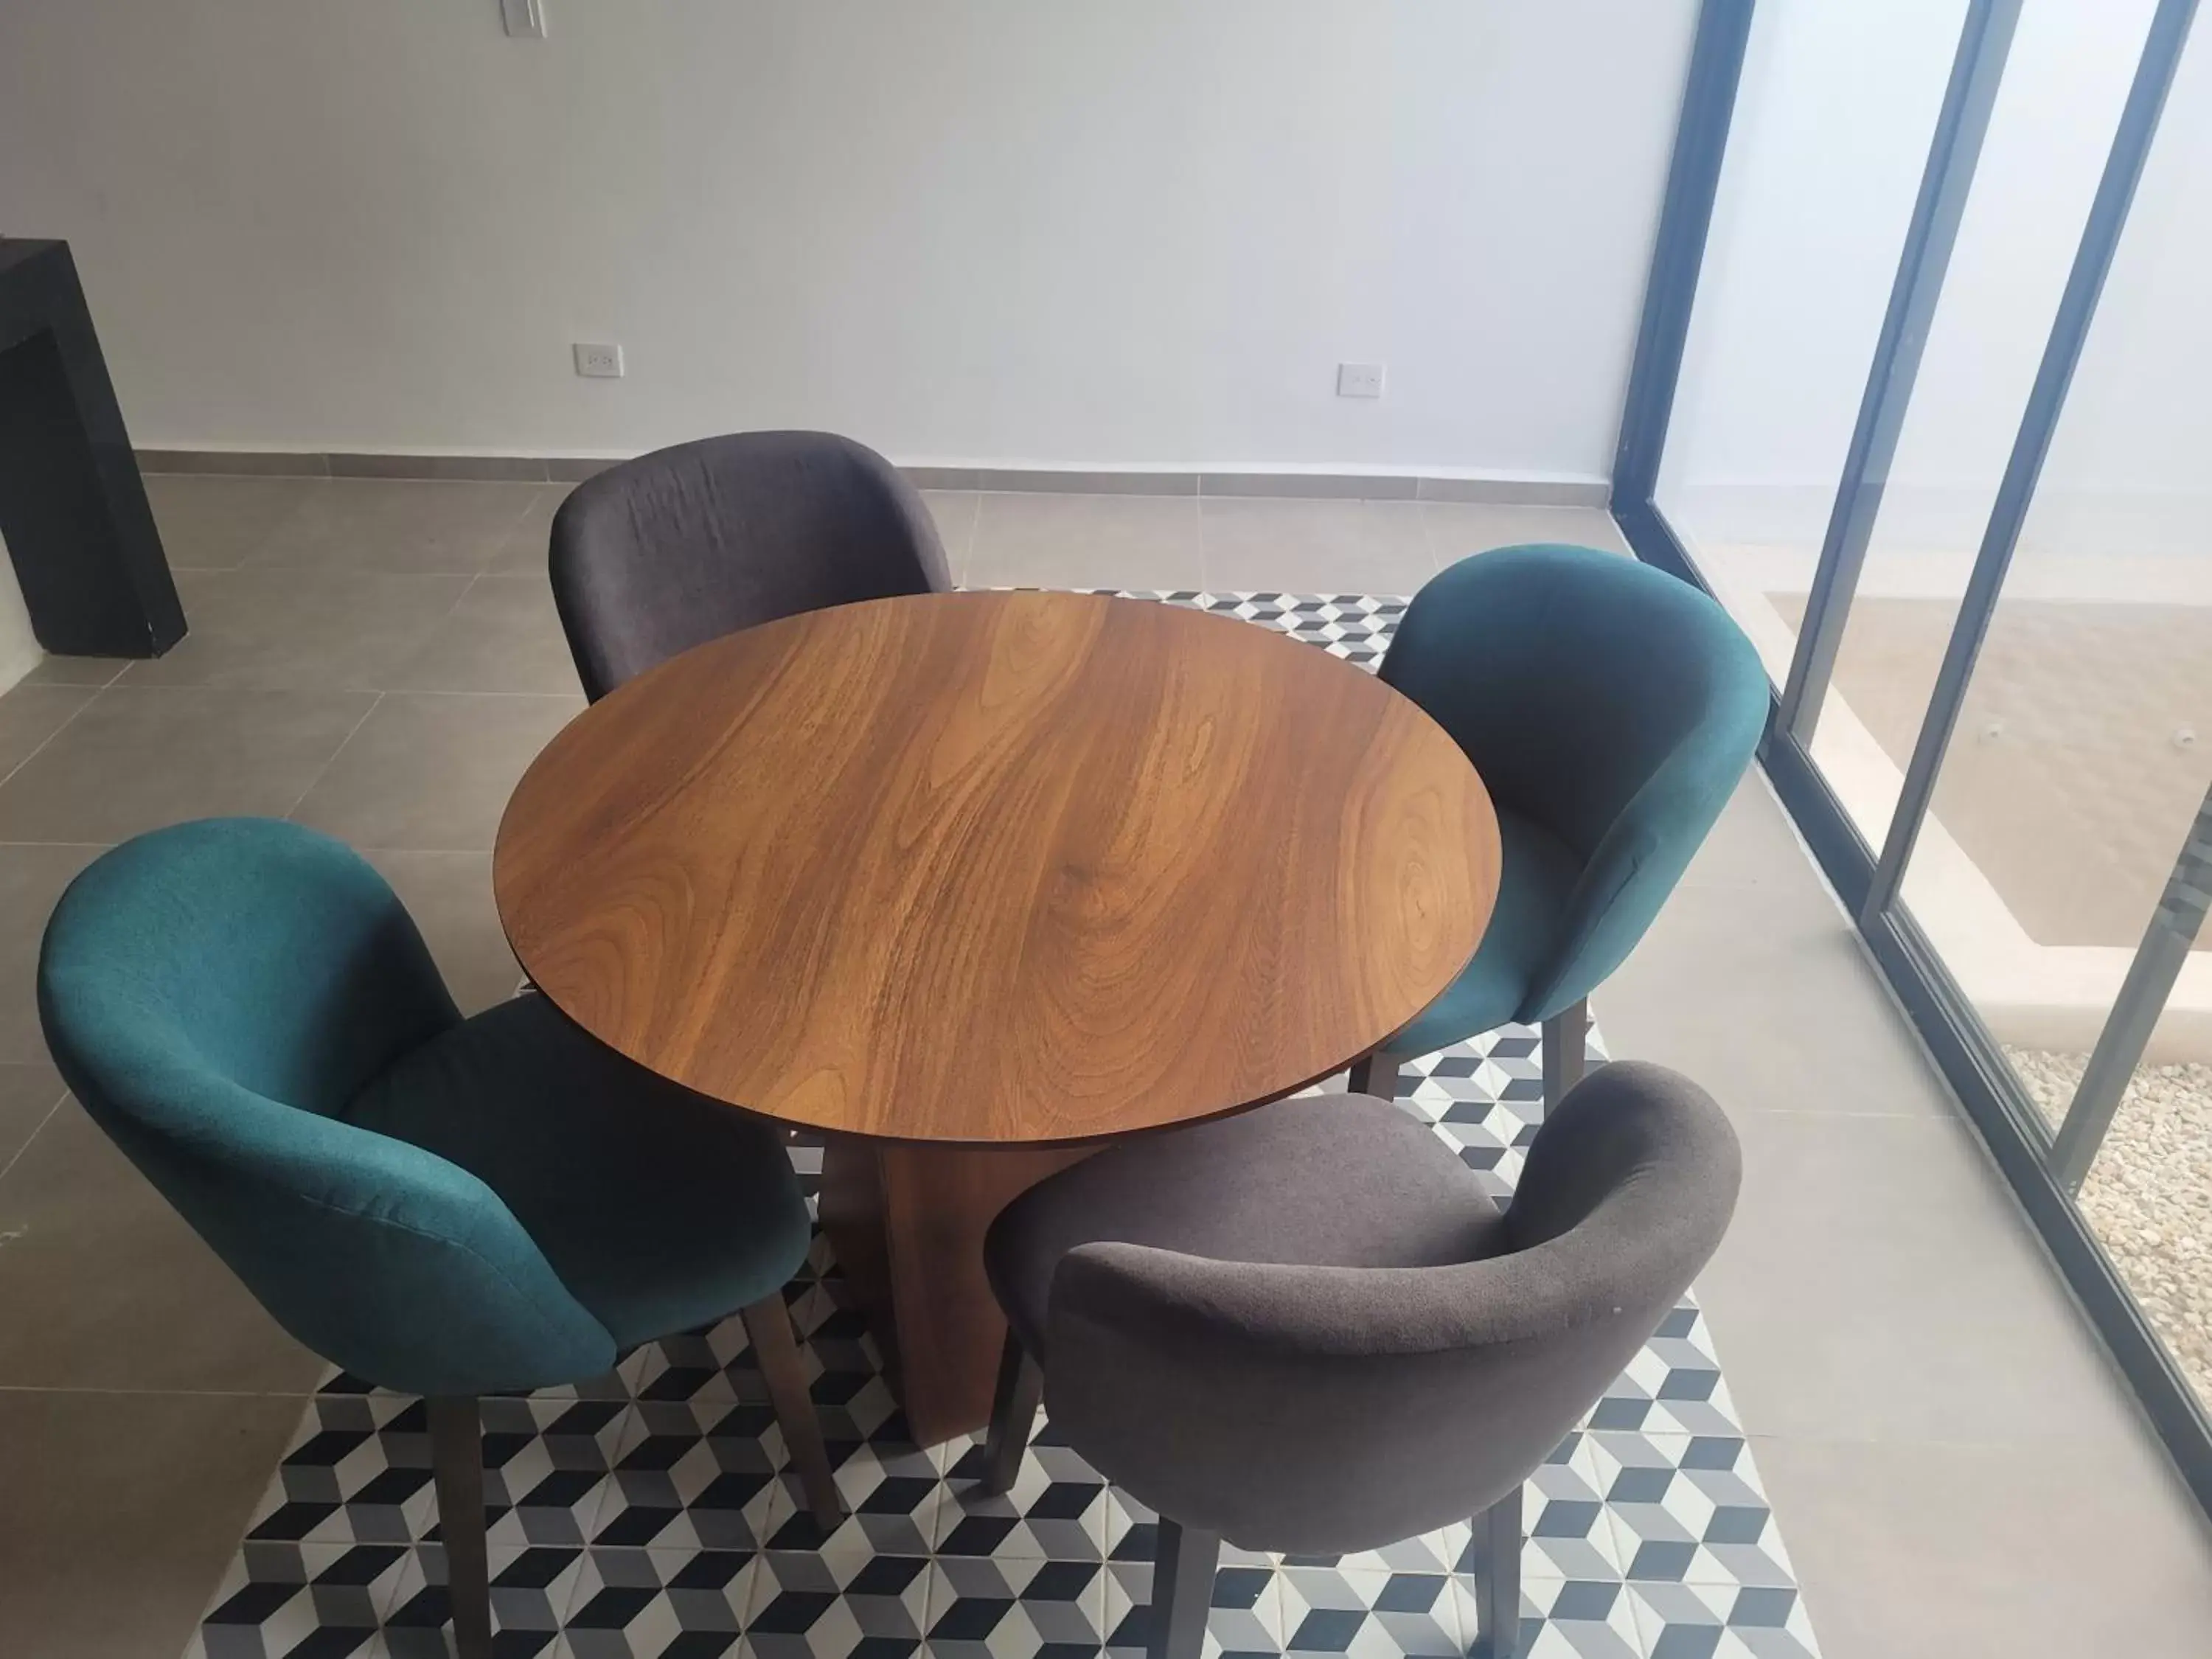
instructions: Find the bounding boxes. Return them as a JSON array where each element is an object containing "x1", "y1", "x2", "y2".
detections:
[
  {"x1": 187, "y1": 1024, "x2": 1817, "y2": 1659},
  {"x1": 184, "y1": 596, "x2": 1820, "y2": 1659}
]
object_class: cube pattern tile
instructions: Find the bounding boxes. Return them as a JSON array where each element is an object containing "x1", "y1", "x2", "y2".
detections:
[
  {"x1": 178, "y1": 594, "x2": 1815, "y2": 1659},
  {"x1": 184, "y1": 1059, "x2": 1809, "y2": 1659}
]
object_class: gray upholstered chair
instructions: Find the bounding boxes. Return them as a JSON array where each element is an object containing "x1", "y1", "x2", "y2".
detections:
[
  {"x1": 549, "y1": 429, "x2": 951, "y2": 701},
  {"x1": 979, "y1": 1062, "x2": 1740, "y2": 1659}
]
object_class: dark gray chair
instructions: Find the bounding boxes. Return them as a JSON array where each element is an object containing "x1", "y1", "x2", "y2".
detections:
[
  {"x1": 979, "y1": 1062, "x2": 1741, "y2": 1659},
  {"x1": 549, "y1": 430, "x2": 951, "y2": 700}
]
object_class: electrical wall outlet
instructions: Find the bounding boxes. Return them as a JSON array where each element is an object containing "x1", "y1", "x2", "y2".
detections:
[
  {"x1": 1337, "y1": 362, "x2": 1385, "y2": 398},
  {"x1": 501, "y1": 0, "x2": 549, "y2": 38},
  {"x1": 573, "y1": 342, "x2": 624, "y2": 379}
]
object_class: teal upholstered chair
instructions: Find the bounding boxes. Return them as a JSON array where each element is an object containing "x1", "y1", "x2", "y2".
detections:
[
  {"x1": 37, "y1": 818, "x2": 839, "y2": 1659},
  {"x1": 1348, "y1": 545, "x2": 1767, "y2": 1105}
]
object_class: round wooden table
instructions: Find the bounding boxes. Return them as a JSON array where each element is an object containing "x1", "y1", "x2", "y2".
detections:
[{"x1": 495, "y1": 588, "x2": 1498, "y2": 1442}]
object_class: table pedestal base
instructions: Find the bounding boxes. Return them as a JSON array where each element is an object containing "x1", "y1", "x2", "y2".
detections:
[{"x1": 818, "y1": 1138, "x2": 1091, "y2": 1447}]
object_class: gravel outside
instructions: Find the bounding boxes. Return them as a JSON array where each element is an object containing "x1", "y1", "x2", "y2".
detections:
[{"x1": 2008, "y1": 1046, "x2": 2212, "y2": 1411}]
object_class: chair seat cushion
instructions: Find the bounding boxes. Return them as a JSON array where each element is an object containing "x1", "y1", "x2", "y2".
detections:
[
  {"x1": 1388, "y1": 807, "x2": 1582, "y2": 1057},
  {"x1": 348, "y1": 995, "x2": 810, "y2": 1349},
  {"x1": 986, "y1": 1093, "x2": 1502, "y2": 1358}
]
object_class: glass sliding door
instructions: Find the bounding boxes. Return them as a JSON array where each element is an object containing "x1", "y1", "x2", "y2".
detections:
[
  {"x1": 1654, "y1": 0, "x2": 1966, "y2": 704},
  {"x1": 1615, "y1": 0, "x2": 2212, "y2": 1504},
  {"x1": 1796, "y1": 0, "x2": 2158, "y2": 853},
  {"x1": 1893, "y1": 4, "x2": 2212, "y2": 1412}
]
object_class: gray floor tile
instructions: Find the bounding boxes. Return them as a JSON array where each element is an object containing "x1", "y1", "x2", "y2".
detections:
[
  {"x1": 0, "y1": 1060, "x2": 65, "y2": 1172},
  {"x1": 922, "y1": 490, "x2": 981, "y2": 578},
  {"x1": 0, "y1": 1102, "x2": 321, "y2": 1392},
  {"x1": 118, "y1": 568, "x2": 470, "y2": 691},
  {"x1": 364, "y1": 849, "x2": 521, "y2": 1014},
  {"x1": 246, "y1": 478, "x2": 543, "y2": 574},
  {"x1": 1695, "y1": 1110, "x2": 2140, "y2": 1444},
  {"x1": 1675, "y1": 773, "x2": 1823, "y2": 894},
  {"x1": 0, "y1": 684, "x2": 96, "y2": 779},
  {"x1": 484, "y1": 482, "x2": 571, "y2": 575},
  {"x1": 0, "y1": 1389, "x2": 304, "y2": 1659},
  {"x1": 0, "y1": 843, "x2": 105, "y2": 1065},
  {"x1": 1757, "y1": 1435, "x2": 2212, "y2": 1659},
  {"x1": 392, "y1": 573, "x2": 580, "y2": 695},
  {"x1": 142, "y1": 473, "x2": 322, "y2": 570},
  {"x1": 289, "y1": 691, "x2": 580, "y2": 851},
  {"x1": 17, "y1": 653, "x2": 131, "y2": 687},
  {"x1": 0, "y1": 685, "x2": 376, "y2": 844},
  {"x1": 967, "y1": 493, "x2": 1203, "y2": 591},
  {"x1": 2, "y1": 481, "x2": 2205, "y2": 1655},
  {"x1": 1422, "y1": 502, "x2": 1630, "y2": 566},
  {"x1": 1598, "y1": 880, "x2": 1952, "y2": 1118},
  {"x1": 1200, "y1": 498, "x2": 1434, "y2": 595}
]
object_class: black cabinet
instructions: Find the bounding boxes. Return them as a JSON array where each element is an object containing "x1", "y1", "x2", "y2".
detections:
[{"x1": 0, "y1": 238, "x2": 184, "y2": 658}]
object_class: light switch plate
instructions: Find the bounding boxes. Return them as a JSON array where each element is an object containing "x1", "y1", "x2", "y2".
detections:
[
  {"x1": 573, "y1": 342, "x2": 624, "y2": 378},
  {"x1": 1337, "y1": 362, "x2": 1385, "y2": 398}
]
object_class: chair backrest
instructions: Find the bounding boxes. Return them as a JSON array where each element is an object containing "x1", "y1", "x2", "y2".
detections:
[
  {"x1": 549, "y1": 430, "x2": 952, "y2": 700},
  {"x1": 37, "y1": 818, "x2": 616, "y2": 1397},
  {"x1": 1041, "y1": 1062, "x2": 1741, "y2": 1554},
  {"x1": 1381, "y1": 545, "x2": 1768, "y2": 1020}
]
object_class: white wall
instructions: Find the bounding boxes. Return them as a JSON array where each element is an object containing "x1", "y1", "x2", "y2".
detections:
[
  {"x1": 1661, "y1": 0, "x2": 1969, "y2": 538},
  {"x1": 1660, "y1": 0, "x2": 2212, "y2": 564},
  {"x1": 0, "y1": 0, "x2": 1697, "y2": 480}
]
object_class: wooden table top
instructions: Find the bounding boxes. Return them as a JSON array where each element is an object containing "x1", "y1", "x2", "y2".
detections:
[{"x1": 494, "y1": 590, "x2": 1498, "y2": 1144}]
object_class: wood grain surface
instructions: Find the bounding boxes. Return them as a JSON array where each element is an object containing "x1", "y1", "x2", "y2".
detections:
[
  {"x1": 495, "y1": 589, "x2": 1498, "y2": 1144},
  {"x1": 818, "y1": 1138, "x2": 1093, "y2": 1444}
]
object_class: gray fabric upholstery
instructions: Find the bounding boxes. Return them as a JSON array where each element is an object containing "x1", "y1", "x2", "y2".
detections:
[
  {"x1": 990, "y1": 1062, "x2": 1739, "y2": 1556},
  {"x1": 549, "y1": 430, "x2": 951, "y2": 701},
  {"x1": 987, "y1": 1094, "x2": 1505, "y2": 1360}
]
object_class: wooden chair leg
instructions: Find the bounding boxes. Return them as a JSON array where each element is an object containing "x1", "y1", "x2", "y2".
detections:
[
  {"x1": 981, "y1": 1328, "x2": 1043, "y2": 1495},
  {"x1": 1469, "y1": 1484, "x2": 1524, "y2": 1659},
  {"x1": 426, "y1": 1394, "x2": 491, "y2": 1659},
  {"x1": 1147, "y1": 1515, "x2": 1222, "y2": 1659},
  {"x1": 1540, "y1": 998, "x2": 1588, "y2": 1110},
  {"x1": 741, "y1": 1291, "x2": 845, "y2": 1527},
  {"x1": 1346, "y1": 1051, "x2": 1399, "y2": 1100}
]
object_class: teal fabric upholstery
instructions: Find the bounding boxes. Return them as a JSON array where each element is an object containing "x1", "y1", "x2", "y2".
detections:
[
  {"x1": 1380, "y1": 546, "x2": 1767, "y2": 1048},
  {"x1": 37, "y1": 818, "x2": 810, "y2": 1398},
  {"x1": 1388, "y1": 809, "x2": 1582, "y2": 1058},
  {"x1": 351, "y1": 996, "x2": 809, "y2": 1350}
]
